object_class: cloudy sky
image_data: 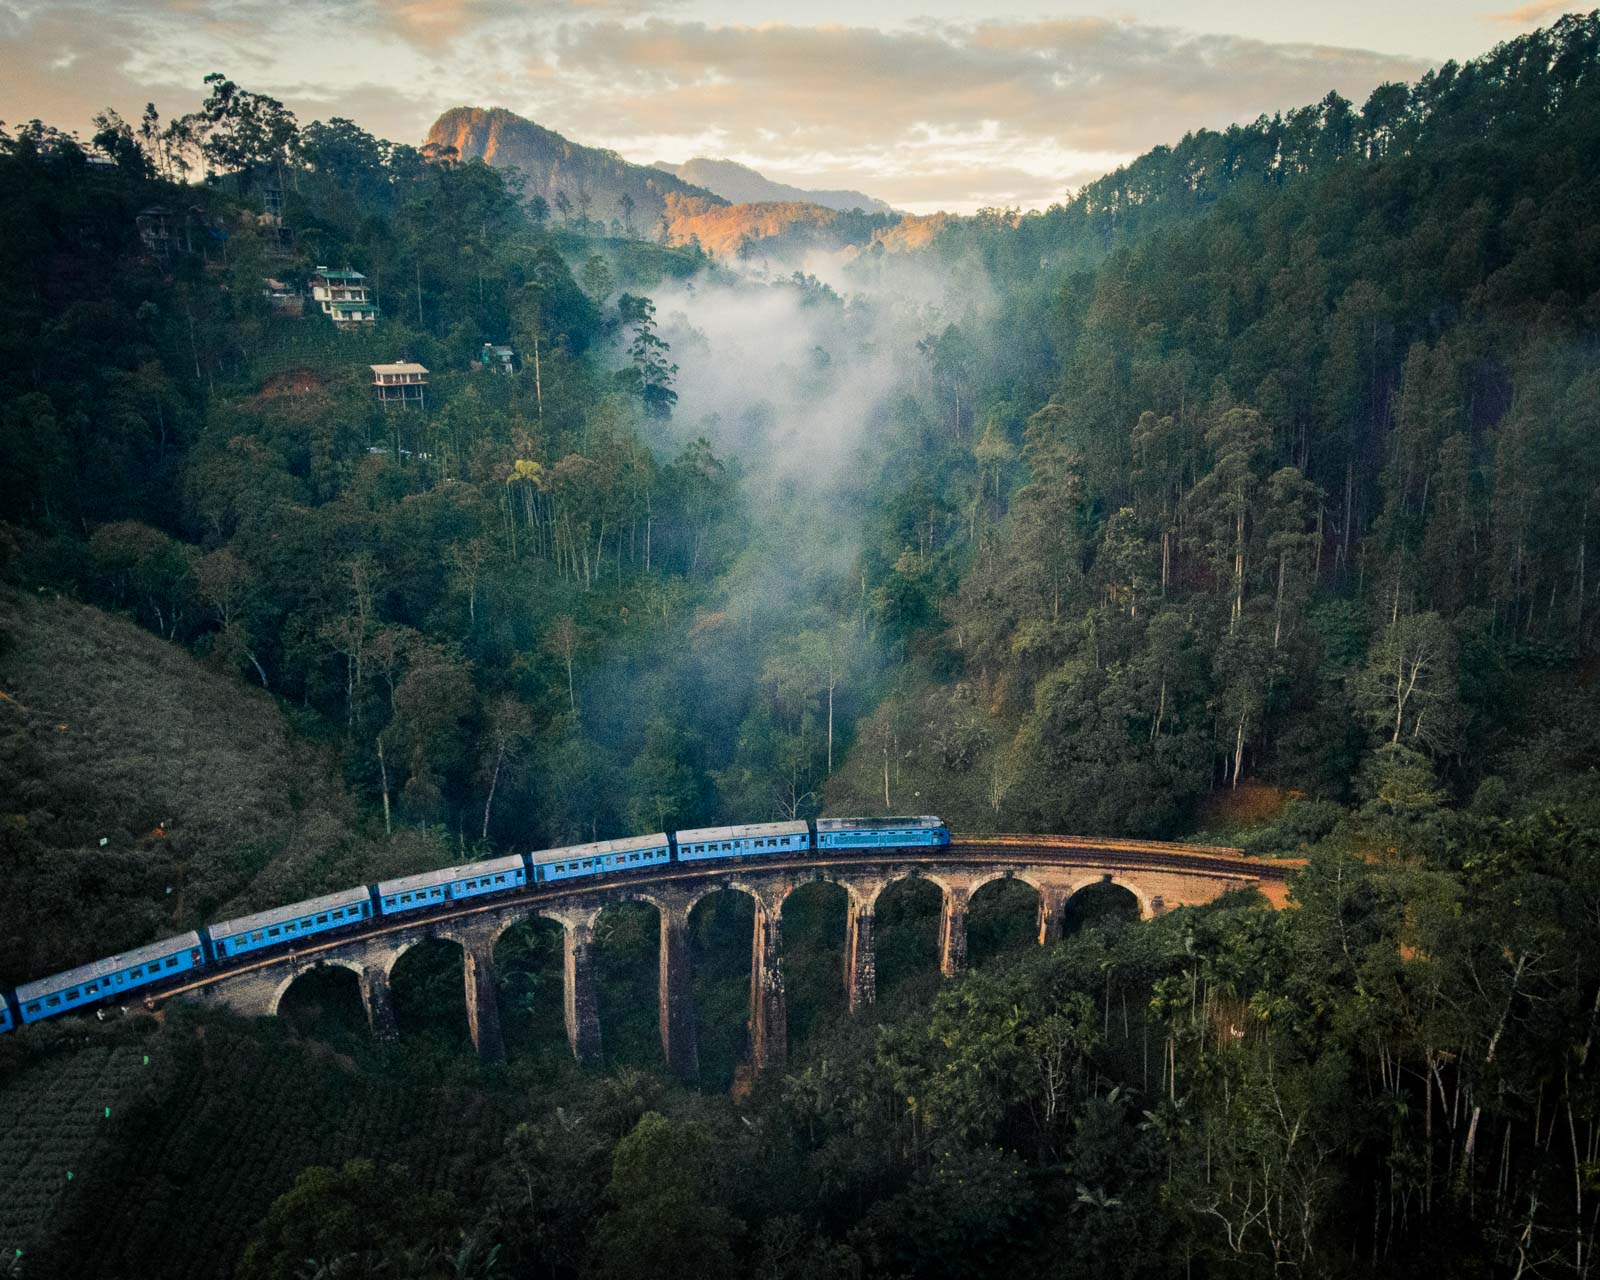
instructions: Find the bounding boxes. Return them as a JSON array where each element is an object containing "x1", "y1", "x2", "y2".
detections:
[{"x1": 0, "y1": 0, "x2": 1578, "y2": 213}]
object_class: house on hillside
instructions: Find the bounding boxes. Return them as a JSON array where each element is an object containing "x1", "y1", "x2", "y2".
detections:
[
  {"x1": 311, "y1": 266, "x2": 378, "y2": 328},
  {"x1": 372, "y1": 362, "x2": 428, "y2": 409},
  {"x1": 475, "y1": 343, "x2": 515, "y2": 373},
  {"x1": 262, "y1": 278, "x2": 302, "y2": 316},
  {"x1": 136, "y1": 206, "x2": 196, "y2": 258}
]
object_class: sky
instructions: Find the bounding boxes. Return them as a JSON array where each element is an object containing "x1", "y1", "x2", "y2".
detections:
[{"x1": 0, "y1": 1, "x2": 1581, "y2": 214}]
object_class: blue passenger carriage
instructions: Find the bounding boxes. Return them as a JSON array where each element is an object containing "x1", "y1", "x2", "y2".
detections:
[
  {"x1": 15, "y1": 931, "x2": 205, "y2": 1025},
  {"x1": 816, "y1": 815, "x2": 950, "y2": 850},
  {"x1": 378, "y1": 854, "x2": 527, "y2": 915},
  {"x1": 532, "y1": 833, "x2": 671, "y2": 883},
  {"x1": 675, "y1": 820, "x2": 811, "y2": 862},
  {"x1": 445, "y1": 853, "x2": 528, "y2": 902},
  {"x1": 208, "y1": 886, "x2": 374, "y2": 960}
]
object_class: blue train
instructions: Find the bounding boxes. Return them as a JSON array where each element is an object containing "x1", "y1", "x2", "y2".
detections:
[{"x1": 0, "y1": 815, "x2": 948, "y2": 1032}]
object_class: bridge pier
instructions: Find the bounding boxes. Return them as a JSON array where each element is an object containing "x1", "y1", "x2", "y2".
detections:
[
  {"x1": 563, "y1": 920, "x2": 602, "y2": 1067},
  {"x1": 845, "y1": 906, "x2": 875, "y2": 1012},
  {"x1": 939, "y1": 885, "x2": 969, "y2": 977},
  {"x1": 360, "y1": 964, "x2": 399, "y2": 1041},
  {"x1": 1037, "y1": 888, "x2": 1065, "y2": 947},
  {"x1": 659, "y1": 899, "x2": 699, "y2": 1081},
  {"x1": 461, "y1": 936, "x2": 506, "y2": 1066},
  {"x1": 750, "y1": 896, "x2": 786, "y2": 1074}
]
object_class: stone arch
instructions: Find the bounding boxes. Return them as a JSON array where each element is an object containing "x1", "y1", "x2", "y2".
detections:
[
  {"x1": 868, "y1": 873, "x2": 946, "y2": 1004},
  {"x1": 771, "y1": 871, "x2": 870, "y2": 916},
  {"x1": 776, "y1": 878, "x2": 850, "y2": 1047},
  {"x1": 685, "y1": 877, "x2": 778, "y2": 918},
  {"x1": 685, "y1": 884, "x2": 761, "y2": 1089},
  {"x1": 867, "y1": 869, "x2": 961, "y2": 917},
  {"x1": 486, "y1": 906, "x2": 570, "y2": 951},
  {"x1": 966, "y1": 872, "x2": 1045, "y2": 965},
  {"x1": 386, "y1": 933, "x2": 471, "y2": 1045},
  {"x1": 580, "y1": 890, "x2": 670, "y2": 934},
  {"x1": 965, "y1": 868, "x2": 1045, "y2": 901},
  {"x1": 1064, "y1": 873, "x2": 1152, "y2": 921},
  {"x1": 491, "y1": 913, "x2": 568, "y2": 1060},
  {"x1": 584, "y1": 896, "x2": 666, "y2": 1069},
  {"x1": 268, "y1": 958, "x2": 365, "y2": 1016}
]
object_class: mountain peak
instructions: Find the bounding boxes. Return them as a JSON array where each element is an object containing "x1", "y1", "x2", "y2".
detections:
[{"x1": 426, "y1": 106, "x2": 726, "y2": 231}]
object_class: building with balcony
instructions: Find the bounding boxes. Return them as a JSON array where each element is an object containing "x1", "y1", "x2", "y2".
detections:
[
  {"x1": 311, "y1": 266, "x2": 378, "y2": 328},
  {"x1": 371, "y1": 362, "x2": 428, "y2": 409}
]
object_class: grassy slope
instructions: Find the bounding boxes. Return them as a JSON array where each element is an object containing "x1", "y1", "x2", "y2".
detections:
[{"x1": 0, "y1": 587, "x2": 446, "y2": 990}]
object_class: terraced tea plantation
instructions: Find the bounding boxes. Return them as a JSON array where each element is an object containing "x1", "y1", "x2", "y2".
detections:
[{"x1": 0, "y1": 1030, "x2": 172, "y2": 1264}]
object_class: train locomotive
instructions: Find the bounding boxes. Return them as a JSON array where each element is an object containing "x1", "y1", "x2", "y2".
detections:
[{"x1": 0, "y1": 815, "x2": 948, "y2": 1031}]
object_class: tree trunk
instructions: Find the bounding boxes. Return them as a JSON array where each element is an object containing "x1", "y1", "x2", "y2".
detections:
[
  {"x1": 377, "y1": 733, "x2": 392, "y2": 837},
  {"x1": 482, "y1": 743, "x2": 505, "y2": 841}
]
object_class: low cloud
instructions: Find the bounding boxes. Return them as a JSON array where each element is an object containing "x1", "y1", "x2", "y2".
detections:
[{"x1": 0, "y1": 3, "x2": 1434, "y2": 211}]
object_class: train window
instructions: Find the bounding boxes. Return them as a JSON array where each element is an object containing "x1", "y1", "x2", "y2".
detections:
[
  {"x1": 25, "y1": 1002, "x2": 39, "y2": 1014},
  {"x1": 268, "y1": 928, "x2": 280, "y2": 937},
  {"x1": 45, "y1": 996, "x2": 60, "y2": 1007},
  {"x1": 86, "y1": 982, "x2": 99, "y2": 995},
  {"x1": 316, "y1": 914, "x2": 329, "y2": 924},
  {"x1": 129, "y1": 966, "x2": 142, "y2": 979}
]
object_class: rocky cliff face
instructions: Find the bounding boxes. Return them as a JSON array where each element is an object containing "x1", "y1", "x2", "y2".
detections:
[
  {"x1": 427, "y1": 107, "x2": 724, "y2": 231},
  {"x1": 428, "y1": 107, "x2": 913, "y2": 261},
  {"x1": 653, "y1": 158, "x2": 891, "y2": 214}
]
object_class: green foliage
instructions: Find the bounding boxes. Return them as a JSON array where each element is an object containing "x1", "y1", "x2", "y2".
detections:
[{"x1": 236, "y1": 1158, "x2": 462, "y2": 1280}]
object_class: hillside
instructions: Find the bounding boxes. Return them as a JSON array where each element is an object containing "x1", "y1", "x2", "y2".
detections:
[
  {"x1": 427, "y1": 106, "x2": 723, "y2": 232},
  {"x1": 0, "y1": 589, "x2": 446, "y2": 989},
  {"x1": 659, "y1": 191, "x2": 897, "y2": 260},
  {"x1": 653, "y1": 157, "x2": 891, "y2": 213}
]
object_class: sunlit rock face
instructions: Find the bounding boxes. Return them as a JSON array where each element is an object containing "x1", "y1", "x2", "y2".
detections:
[{"x1": 426, "y1": 105, "x2": 724, "y2": 231}]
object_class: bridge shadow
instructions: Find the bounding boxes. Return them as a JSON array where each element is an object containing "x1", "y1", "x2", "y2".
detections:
[
  {"x1": 689, "y1": 888, "x2": 754, "y2": 1091},
  {"x1": 390, "y1": 937, "x2": 470, "y2": 1052},
  {"x1": 968, "y1": 877, "x2": 1042, "y2": 966},
  {"x1": 593, "y1": 901, "x2": 664, "y2": 1071},
  {"x1": 874, "y1": 877, "x2": 942, "y2": 1013},
  {"x1": 782, "y1": 881, "x2": 847, "y2": 1051},
  {"x1": 494, "y1": 916, "x2": 567, "y2": 1065}
]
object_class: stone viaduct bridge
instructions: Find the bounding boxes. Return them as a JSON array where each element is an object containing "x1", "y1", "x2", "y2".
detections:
[{"x1": 164, "y1": 835, "x2": 1301, "y2": 1080}]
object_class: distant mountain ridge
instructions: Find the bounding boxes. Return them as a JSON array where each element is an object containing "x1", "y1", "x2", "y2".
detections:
[
  {"x1": 652, "y1": 158, "x2": 892, "y2": 214},
  {"x1": 427, "y1": 106, "x2": 725, "y2": 232},
  {"x1": 428, "y1": 106, "x2": 914, "y2": 262}
]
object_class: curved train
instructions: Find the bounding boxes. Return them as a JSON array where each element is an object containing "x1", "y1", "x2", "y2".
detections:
[{"x1": 0, "y1": 815, "x2": 949, "y2": 1034}]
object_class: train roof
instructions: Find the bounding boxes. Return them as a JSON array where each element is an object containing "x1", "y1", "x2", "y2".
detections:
[
  {"x1": 209, "y1": 885, "x2": 371, "y2": 941},
  {"x1": 378, "y1": 853, "x2": 525, "y2": 896},
  {"x1": 16, "y1": 931, "x2": 202, "y2": 1002},
  {"x1": 676, "y1": 820, "x2": 809, "y2": 843},
  {"x1": 529, "y1": 832, "x2": 669, "y2": 865},
  {"x1": 817, "y1": 815, "x2": 945, "y2": 831}
]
